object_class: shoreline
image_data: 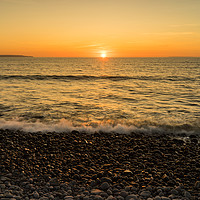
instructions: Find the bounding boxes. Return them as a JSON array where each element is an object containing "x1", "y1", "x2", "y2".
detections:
[{"x1": 0, "y1": 129, "x2": 200, "y2": 199}]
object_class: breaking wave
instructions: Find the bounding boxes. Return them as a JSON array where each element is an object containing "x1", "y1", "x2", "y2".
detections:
[{"x1": 0, "y1": 119, "x2": 199, "y2": 135}]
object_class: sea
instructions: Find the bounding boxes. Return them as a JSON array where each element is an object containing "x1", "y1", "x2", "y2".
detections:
[{"x1": 0, "y1": 57, "x2": 199, "y2": 135}]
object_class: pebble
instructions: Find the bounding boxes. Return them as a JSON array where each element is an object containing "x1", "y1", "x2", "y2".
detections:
[
  {"x1": 107, "y1": 189, "x2": 113, "y2": 195},
  {"x1": 1, "y1": 176, "x2": 10, "y2": 181},
  {"x1": 48, "y1": 194, "x2": 54, "y2": 199},
  {"x1": 154, "y1": 196, "x2": 162, "y2": 200},
  {"x1": 64, "y1": 196, "x2": 74, "y2": 200},
  {"x1": 0, "y1": 184, "x2": 6, "y2": 189},
  {"x1": 14, "y1": 196, "x2": 22, "y2": 200},
  {"x1": 1, "y1": 198, "x2": 11, "y2": 200},
  {"x1": 184, "y1": 191, "x2": 191, "y2": 198},
  {"x1": 119, "y1": 190, "x2": 128, "y2": 198},
  {"x1": 33, "y1": 191, "x2": 39, "y2": 199},
  {"x1": 100, "y1": 182, "x2": 110, "y2": 190},
  {"x1": 116, "y1": 196, "x2": 124, "y2": 200},
  {"x1": 161, "y1": 197, "x2": 170, "y2": 200},
  {"x1": 5, "y1": 192, "x2": 13, "y2": 198},
  {"x1": 91, "y1": 189, "x2": 103, "y2": 195},
  {"x1": 101, "y1": 177, "x2": 112, "y2": 183},
  {"x1": 140, "y1": 190, "x2": 151, "y2": 198},
  {"x1": 100, "y1": 192, "x2": 109, "y2": 198},
  {"x1": 49, "y1": 178, "x2": 60, "y2": 186},
  {"x1": 106, "y1": 195, "x2": 116, "y2": 200},
  {"x1": 124, "y1": 186, "x2": 132, "y2": 192},
  {"x1": 125, "y1": 194, "x2": 138, "y2": 200},
  {"x1": 94, "y1": 195, "x2": 103, "y2": 200},
  {"x1": 170, "y1": 189, "x2": 178, "y2": 195},
  {"x1": 39, "y1": 197, "x2": 49, "y2": 200},
  {"x1": 195, "y1": 181, "x2": 200, "y2": 189}
]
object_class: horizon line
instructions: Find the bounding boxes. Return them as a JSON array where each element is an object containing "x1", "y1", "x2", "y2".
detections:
[{"x1": 1, "y1": 55, "x2": 200, "y2": 58}]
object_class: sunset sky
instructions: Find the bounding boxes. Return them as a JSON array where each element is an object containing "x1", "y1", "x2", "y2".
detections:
[{"x1": 1, "y1": 0, "x2": 200, "y2": 57}]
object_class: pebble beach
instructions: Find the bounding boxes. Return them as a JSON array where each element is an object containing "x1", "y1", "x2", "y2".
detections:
[{"x1": 1, "y1": 129, "x2": 200, "y2": 200}]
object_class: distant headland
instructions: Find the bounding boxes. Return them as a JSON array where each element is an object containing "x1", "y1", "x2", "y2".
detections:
[{"x1": 0, "y1": 55, "x2": 33, "y2": 57}]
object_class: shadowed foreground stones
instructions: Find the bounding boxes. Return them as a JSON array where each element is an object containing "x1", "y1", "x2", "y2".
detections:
[
  {"x1": 0, "y1": 129, "x2": 200, "y2": 199},
  {"x1": 100, "y1": 182, "x2": 110, "y2": 190},
  {"x1": 126, "y1": 194, "x2": 138, "y2": 200}
]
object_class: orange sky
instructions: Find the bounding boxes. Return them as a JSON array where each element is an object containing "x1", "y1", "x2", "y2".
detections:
[{"x1": 0, "y1": 0, "x2": 200, "y2": 57}]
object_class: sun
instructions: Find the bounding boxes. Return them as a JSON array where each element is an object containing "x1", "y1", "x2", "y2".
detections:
[{"x1": 101, "y1": 53, "x2": 106, "y2": 58}]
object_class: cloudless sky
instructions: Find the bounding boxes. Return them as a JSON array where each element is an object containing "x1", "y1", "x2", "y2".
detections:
[{"x1": 0, "y1": 0, "x2": 200, "y2": 57}]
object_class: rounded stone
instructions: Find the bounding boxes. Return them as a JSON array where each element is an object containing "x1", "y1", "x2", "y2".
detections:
[
  {"x1": 48, "y1": 194, "x2": 54, "y2": 199},
  {"x1": 184, "y1": 191, "x2": 191, "y2": 198},
  {"x1": 106, "y1": 195, "x2": 116, "y2": 200},
  {"x1": 100, "y1": 182, "x2": 110, "y2": 190},
  {"x1": 154, "y1": 196, "x2": 162, "y2": 200},
  {"x1": 195, "y1": 181, "x2": 200, "y2": 189},
  {"x1": 91, "y1": 189, "x2": 103, "y2": 195},
  {"x1": 100, "y1": 192, "x2": 109, "y2": 198},
  {"x1": 120, "y1": 190, "x2": 128, "y2": 198},
  {"x1": 170, "y1": 189, "x2": 178, "y2": 195},
  {"x1": 14, "y1": 196, "x2": 21, "y2": 200},
  {"x1": 39, "y1": 197, "x2": 49, "y2": 200},
  {"x1": 64, "y1": 196, "x2": 74, "y2": 200},
  {"x1": 49, "y1": 178, "x2": 60, "y2": 186},
  {"x1": 140, "y1": 191, "x2": 151, "y2": 198},
  {"x1": 125, "y1": 194, "x2": 138, "y2": 200},
  {"x1": 161, "y1": 198, "x2": 170, "y2": 200},
  {"x1": 33, "y1": 191, "x2": 39, "y2": 199},
  {"x1": 0, "y1": 184, "x2": 6, "y2": 189},
  {"x1": 101, "y1": 177, "x2": 112, "y2": 183},
  {"x1": 107, "y1": 189, "x2": 112, "y2": 195},
  {"x1": 116, "y1": 196, "x2": 124, "y2": 200},
  {"x1": 124, "y1": 186, "x2": 132, "y2": 192},
  {"x1": 5, "y1": 192, "x2": 13, "y2": 198},
  {"x1": 94, "y1": 195, "x2": 103, "y2": 200}
]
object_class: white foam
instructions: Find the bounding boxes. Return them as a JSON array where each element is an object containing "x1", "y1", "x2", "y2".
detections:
[
  {"x1": 0, "y1": 119, "x2": 73, "y2": 133},
  {"x1": 0, "y1": 118, "x2": 198, "y2": 135},
  {"x1": 0, "y1": 118, "x2": 154, "y2": 134}
]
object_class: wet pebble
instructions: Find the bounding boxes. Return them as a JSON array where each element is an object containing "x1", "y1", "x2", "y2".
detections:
[
  {"x1": 140, "y1": 190, "x2": 151, "y2": 198},
  {"x1": 33, "y1": 191, "x2": 39, "y2": 199},
  {"x1": 91, "y1": 189, "x2": 103, "y2": 195},
  {"x1": 125, "y1": 194, "x2": 138, "y2": 200},
  {"x1": 100, "y1": 182, "x2": 110, "y2": 190},
  {"x1": 119, "y1": 190, "x2": 128, "y2": 198}
]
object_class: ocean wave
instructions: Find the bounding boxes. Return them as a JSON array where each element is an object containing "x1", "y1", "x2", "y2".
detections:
[
  {"x1": 0, "y1": 74, "x2": 196, "y2": 82},
  {"x1": 0, "y1": 119, "x2": 199, "y2": 135}
]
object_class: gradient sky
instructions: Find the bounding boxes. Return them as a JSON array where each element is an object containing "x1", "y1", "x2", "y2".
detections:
[{"x1": 1, "y1": 0, "x2": 200, "y2": 57}]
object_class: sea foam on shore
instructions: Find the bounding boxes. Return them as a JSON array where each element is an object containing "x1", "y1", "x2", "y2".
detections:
[{"x1": 0, "y1": 118, "x2": 199, "y2": 136}]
